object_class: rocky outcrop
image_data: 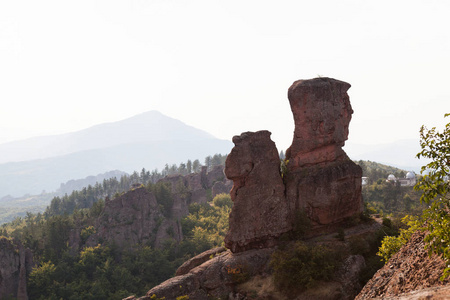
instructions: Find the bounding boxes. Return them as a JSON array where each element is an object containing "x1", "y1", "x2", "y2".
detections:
[
  {"x1": 285, "y1": 77, "x2": 362, "y2": 228},
  {"x1": 175, "y1": 246, "x2": 226, "y2": 276},
  {"x1": 356, "y1": 231, "x2": 450, "y2": 299},
  {"x1": 0, "y1": 237, "x2": 32, "y2": 300},
  {"x1": 128, "y1": 248, "x2": 275, "y2": 300},
  {"x1": 224, "y1": 78, "x2": 362, "y2": 252},
  {"x1": 87, "y1": 187, "x2": 165, "y2": 248},
  {"x1": 128, "y1": 228, "x2": 376, "y2": 300},
  {"x1": 87, "y1": 166, "x2": 231, "y2": 250},
  {"x1": 224, "y1": 131, "x2": 290, "y2": 253}
]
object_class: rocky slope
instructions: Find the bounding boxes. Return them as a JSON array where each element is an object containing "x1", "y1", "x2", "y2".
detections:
[
  {"x1": 356, "y1": 231, "x2": 450, "y2": 299},
  {"x1": 125, "y1": 219, "x2": 383, "y2": 300},
  {"x1": 0, "y1": 237, "x2": 32, "y2": 300}
]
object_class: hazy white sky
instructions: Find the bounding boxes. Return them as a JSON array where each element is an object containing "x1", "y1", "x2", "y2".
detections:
[{"x1": 1, "y1": 0, "x2": 449, "y2": 152}]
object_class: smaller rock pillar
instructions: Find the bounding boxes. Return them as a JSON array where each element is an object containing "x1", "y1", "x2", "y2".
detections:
[{"x1": 224, "y1": 131, "x2": 290, "y2": 253}]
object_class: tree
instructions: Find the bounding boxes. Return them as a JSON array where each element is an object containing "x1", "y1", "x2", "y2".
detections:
[
  {"x1": 415, "y1": 113, "x2": 450, "y2": 279},
  {"x1": 192, "y1": 159, "x2": 201, "y2": 173},
  {"x1": 204, "y1": 156, "x2": 212, "y2": 171}
]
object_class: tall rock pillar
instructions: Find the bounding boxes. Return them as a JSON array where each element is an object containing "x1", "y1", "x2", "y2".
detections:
[{"x1": 285, "y1": 77, "x2": 363, "y2": 227}]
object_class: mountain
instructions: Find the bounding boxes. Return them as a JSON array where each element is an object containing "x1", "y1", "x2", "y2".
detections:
[
  {"x1": 0, "y1": 111, "x2": 232, "y2": 198},
  {"x1": 0, "y1": 111, "x2": 220, "y2": 163},
  {"x1": 344, "y1": 139, "x2": 429, "y2": 172}
]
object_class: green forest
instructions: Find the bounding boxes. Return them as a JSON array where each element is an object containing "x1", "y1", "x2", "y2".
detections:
[{"x1": 1, "y1": 154, "x2": 229, "y2": 299}]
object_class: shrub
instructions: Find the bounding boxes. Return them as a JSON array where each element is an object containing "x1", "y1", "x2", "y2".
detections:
[
  {"x1": 270, "y1": 241, "x2": 344, "y2": 293},
  {"x1": 336, "y1": 228, "x2": 345, "y2": 241},
  {"x1": 212, "y1": 193, "x2": 233, "y2": 208},
  {"x1": 292, "y1": 210, "x2": 311, "y2": 239},
  {"x1": 377, "y1": 215, "x2": 420, "y2": 262}
]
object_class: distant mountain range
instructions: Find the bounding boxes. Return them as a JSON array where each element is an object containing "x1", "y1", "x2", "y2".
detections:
[
  {"x1": 344, "y1": 139, "x2": 429, "y2": 173},
  {"x1": 0, "y1": 111, "x2": 232, "y2": 198}
]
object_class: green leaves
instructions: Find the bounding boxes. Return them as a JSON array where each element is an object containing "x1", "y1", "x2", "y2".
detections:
[{"x1": 414, "y1": 114, "x2": 450, "y2": 279}]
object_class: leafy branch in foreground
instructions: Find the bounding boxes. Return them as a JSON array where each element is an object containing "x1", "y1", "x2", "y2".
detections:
[{"x1": 415, "y1": 113, "x2": 450, "y2": 280}]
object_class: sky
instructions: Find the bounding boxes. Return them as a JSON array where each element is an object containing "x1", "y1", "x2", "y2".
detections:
[{"x1": 1, "y1": 0, "x2": 449, "y2": 153}]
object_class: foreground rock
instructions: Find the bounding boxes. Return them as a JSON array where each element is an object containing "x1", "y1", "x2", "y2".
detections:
[
  {"x1": 127, "y1": 248, "x2": 275, "y2": 300},
  {"x1": 356, "y1": 231, "x2": 450, "y2": 299},
  {"x1": 0, "y1": 237, "x2": 32, "y2": 300},
  {"x1": 125, "y1": 221, "x2": 380, "y2": 300}
]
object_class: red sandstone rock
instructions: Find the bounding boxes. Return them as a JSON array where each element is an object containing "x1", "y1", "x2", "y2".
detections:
[
  {"x1": 224, "y1": 131, "x2": 290, "y2": 253},
  {"x1": 286, "y1": 77, "x2": 352, "y2": 168},
  {"x1": 175, "y1": 246, "x2": 226, "y2": 276},
  {"x1": 285, "y1": 160, "x2": 363, "y2": 227},
  {"x1": 224, "y1": 78, "x2": 362, "y2": 250},
  {"x1": 285, "y1": 77, "x2": 362, "y2": 228},
  {"x1": 356, "y1": 231, "x2": 450, "y2": 299}
]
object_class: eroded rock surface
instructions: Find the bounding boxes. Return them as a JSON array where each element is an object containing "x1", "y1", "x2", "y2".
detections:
[
  {"x1": 86, "y1": 166, "x2": 231, "y2": 250},
  {"x1": 224, "y1": 78, "x2": 362, "y2": 251},
  {"x1": 224, "y1": 131, "x2": 290, "y2": 253},
  {"x1": 0, "y1": 237, "x2": 32, "y2": 300},
  {"x1": 356, "y1": 231, "x2": 450, "y2": 299},
  {"x1": 129, "y1": 248, "x2": 275, "y2": 300},
  {"x1": 286, "y1": 77, "x2": 352, "y2": 168},
  {"x1": 285, "y1": 77, "x2": 362, "y2": 228}
]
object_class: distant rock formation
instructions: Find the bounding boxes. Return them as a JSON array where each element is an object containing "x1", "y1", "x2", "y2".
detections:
[
  {"x1": 0, "y1": 238, "x2": 32, "y2": 300},
  {"x1": 85, "y1": 166, "x2": 232, "y2": 250},
  {"x1": 225, "y1": 77, "x2": 363, "y2": 252},
  {"x1": 224, "y1": 131, "x2": 290, "y2": 253}
]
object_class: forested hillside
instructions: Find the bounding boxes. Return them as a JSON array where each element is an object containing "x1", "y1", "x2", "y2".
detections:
[
  {"x1": 0, "y1": 154, "x2": 230, "y2": 299},
  {"x1": 356, "y1": 160, "x2": 426, "y2": 216}
]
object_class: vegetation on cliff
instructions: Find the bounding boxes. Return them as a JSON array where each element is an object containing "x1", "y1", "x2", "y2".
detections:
[{"x1": 377, "y1": 114, "x2": 450, "y2": 280}]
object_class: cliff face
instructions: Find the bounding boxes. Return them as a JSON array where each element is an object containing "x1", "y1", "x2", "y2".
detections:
[
  {"x1": 86, "y1": 166, "x2": 232, "y2": 249},
  {"x1": 0, "y1": 237, "x2": 32, "y2": 300},
  {"x1": 225, "y1": 77, "x2": 362, "y2": 252}
]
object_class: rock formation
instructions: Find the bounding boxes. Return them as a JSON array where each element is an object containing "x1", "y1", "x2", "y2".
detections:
[
  {"x1": 225, "y1": 77, "x2": 362, "y2": 252},
  {"x1": 127, "y1": 77, "x2": 366, "y2": 298},
  {"x1": 86, "y1": 165, "x2": 232, "y2": 250},
  {"x1": 285, "y1": 77, "x2": 362, "y2": 228},
  {"x1": 356, "y1": 231, "x2": 450, "y2": 299},
  {"x1": 286, "y1": 78, "x2": 352, "y2": 168},
  {"x1": 0, "y1": 237, "x2": 32, "y2": 300},
  {"x1": 224, "y1": 131, "x2": 290, "y2": 252},
  {"x1": 125, "y1": 247, "x2": 275, "y2": 300}
]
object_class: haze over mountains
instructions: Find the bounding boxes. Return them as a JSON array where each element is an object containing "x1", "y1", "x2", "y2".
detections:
[
  {"x1": 344, "y1": 139, "x2": 427, "y2": 173},
  {"x1": 0, "y1": 111, "x2": 232, "y2": 198}
]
